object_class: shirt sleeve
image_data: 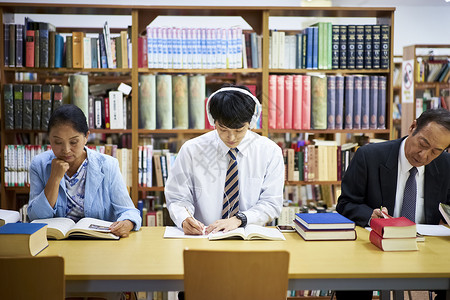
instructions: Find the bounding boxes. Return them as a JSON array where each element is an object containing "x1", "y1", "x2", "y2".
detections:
[{"x1": 243, "y1": 144, "x2": 284, "y2": 226}]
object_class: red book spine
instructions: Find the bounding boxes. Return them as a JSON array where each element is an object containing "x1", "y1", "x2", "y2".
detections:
[
  {"x1": 292, "y1": 75, "x2": 302, "y2": 130},
  {"x1": 369, "y1": 230, "x2": 384, "y2": 250},
  {"x1": 268, "y1": 75, "x2": 277, "y2": 129},
  {"x1": 25, "y1": 30, "x2": 35, "y2": 68},
  {"x1": 302, "y1": 75, "x2": 311, "y2": 130},
  {"x1": 284, "y1": 75, "x2": 293, "y2": 129},
  {"x1": 204, "y1": 97, "x2": 214, "y2": 130},
  {"x1": 276, "y1": 75, "x2": 285, "y2": 129},
  {"x1": 104, "y1": 97, "x2": 110, "y2": 129}
]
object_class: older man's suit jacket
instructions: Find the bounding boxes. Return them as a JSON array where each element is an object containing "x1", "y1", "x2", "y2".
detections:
[{"x1": 336, "y1": 137, "x2": 450, "y2": 227}]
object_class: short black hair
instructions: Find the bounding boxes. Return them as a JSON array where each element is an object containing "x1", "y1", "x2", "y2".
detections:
[
  {"x1": 48, "y1": 104, "x2": 89, "y2": 135},
  {"x1": 413, "y1": 108, "x2": 450, "y2": 136},
  {"x1": 208, "y1": 85, "x2": 256, "y2": 129}
]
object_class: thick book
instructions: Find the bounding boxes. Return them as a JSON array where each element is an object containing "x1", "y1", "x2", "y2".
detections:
[
  {"x1": 369, "y1": 75, "x2": 379, "y2": 129},
  {"x1": 284, "y1": 75, "x2": 293, "y2": 129},
  {"x1": 331, "y1": 25, "x2": 339, "y2": 69},
  {"x1": 13, "y1": 84, "x2": 23, "y2": 130},
  {"x1": 156, "y1": 74, "x2": 173, "y2": 129},
  {"x1": 52, "y1": 84, "x2": 63, "y2": 112},
  {"x1": 9, "y1": 24, "x2": 15, "y2": 67},
  {"x1": 32, "y1": 84, "x2": 42, "y2": 130},
  {"x1": 0, "y1": 209, "x2": 20, "y2": 226},
  {"x1": 370, "y1": 217, "x2": 416, "y2": 239},
  {"x1": 4, "y1": 24, "x2": 10, "y2": 66},
  {"x1": 295, "y1": 212, "x2": 355, "y2": 230},
  {"x1": 292, "y1": 75, "x2": 302, "y2": 130},
  {"x1": 276, "y1": 75, "x2": 285, "y2": 129},
  {"x1": 208, "y1": 224, "x2": 285, "y2": 241},
  {"x1": 188, "y1": 75, "x2": 205, "y2": 129},
  {"x1": 3, "y1": 83, "x2": 14, "y2": 130},
  {"x1": 344, "y1": 75, "x2": 354, "y2": 129},
  {"x1": 377, "y1": 76, "x2": 387, "y2": 129},
  {"x1": 172, "y1": 74, "x2": 189, "y2": 129},
  {"x1": 380, "y1": 25, "x2": 390, "y2": 69},
  {"x1": 353, "y1": 75, "x2": 362, "y2": 129},
  {"x1": 31, "y1": 217, "x2": 119, "y2": 240},
  {"x1": 15, "y1": 24, "x2": 24, "y2": 67},
  {"x1": 268, "y1": 75, "x2": 277, "y2": 129},
  {"x1": 39, "y1": 28, "x2": 49, "y2": 68},
  {"x1": 25, "y1": 29, "x2": 35, "y2": 67},
  {"x1": 439, "y1": 203, "x2": 450, "y2": 225},
  {"x1": 372, "y1": 25, "x2": 381, "y2": 69},
  {"x1": 326, "y1": 75, "x2": 336, "y2": 129},
  {"x1": 41, "y1": 84, "x2": 52, "y2": 131},
  {"x1": 49, "y1": 31, "x2": 55, "y2": 68},
  {"x1": 109, "y1": 90, "x2": 124, "y2": 129},
  {"x1": 0, "y1": 223, "x2": 48, "y2": 256},
  {"x1": 54, "y1": 34, "x2": 64, "y2": 68},
  {"x1": 355, "y1": 25, "x2": 364, "y2": 69},
  {"x1": 347, "y1": 25, "x2": 356, "y2": 69},
  {"x1": 369, "y1": 230, "x2": 417, "y2": 252},
  {"x1": 361, "y1": 75, "x2": 370, "y2": 129},
  {"x1": 138, "y1": 74, "x2": 156, "y2": 129},
  {"x1": 72, "y1": 31, "x2": 84, "y2": 69},
  {"x1": 65, "y1": 35, "x2": 73, "y2": 68},
  {"x1": 335, "y1": 75, "x2": 344, "y2": 129},
  {"x1": 22, "y1": 84, "x2": 33, "y2": 130},
  {"x1": 69, "y1": 74, "x2": 89, "y2": 119},
  {"x1": 339, "y1": 25, "x2": 347, "y2": 69},
  {"x1": 294, "y1": 219, "x2": 356, "y2": 241},
  {"x1": 364, "y1": 25, "x2": 373, "y2": 69}
]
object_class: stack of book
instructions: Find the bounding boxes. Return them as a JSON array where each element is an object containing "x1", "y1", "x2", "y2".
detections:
[
  {"x1": 293, "y1": 212, "x2": 356, "y2": 241},
  {"x1": 369, "y1": 217, "x2": 418, "y2": 251}
]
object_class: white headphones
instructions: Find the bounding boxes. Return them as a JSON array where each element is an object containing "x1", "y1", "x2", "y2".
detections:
[{"x1": 205, "y1": 87, "x2": 262, "y2": 129}]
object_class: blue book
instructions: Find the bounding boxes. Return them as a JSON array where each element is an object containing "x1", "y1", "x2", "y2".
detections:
[
  {"x1": 312, "y1": 26, "x2": 319, "y2": 69},
  {"x1": 306, "y1": 27, "x2": 313, "y2": 69},
  {"x1": 344, "y1": 75, "x2": 354, "y2": 129},
  {"x1": 54, "y1": 34, "x2": 64, "y2": 68},
  {"x1": 295, "y1": 212, "x2": 355, "y2": 230},
  {"x1": 0, "y1": 223, "x2": 48, "y2": 256}
]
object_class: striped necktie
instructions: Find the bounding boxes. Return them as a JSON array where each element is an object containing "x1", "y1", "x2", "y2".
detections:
[
  {"x1": 401, "y1": 167, "x2": 418, "y2": 222},
  {"x1": 222, "y1": 148, "x2": 239, "y2": 219}
]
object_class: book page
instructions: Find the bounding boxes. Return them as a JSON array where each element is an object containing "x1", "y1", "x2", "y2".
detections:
[
  {"x1": 163, "y1": 226, "x2": 208, "y2": 239},
  {"x1": 0, "y1": 209, "x2": 20, "y2": 225},
  {"x1": 68, "y1": 217, "x2": 118, "y2": 239},
  {"x1": 208, "y1": 228, "x2": 246, "y2": 240},
  {"x1": 416, "y1": 224, "x2": 450, "y2": 236},
  {"x1": 31, "y1": 217, "x2": 75, "y2": 239},
  {"x1": 245, "y1": 224, "x2": 286, "y2": 241}
]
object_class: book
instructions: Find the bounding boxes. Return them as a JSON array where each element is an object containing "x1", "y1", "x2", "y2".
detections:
[
  {"x1": 32, "y1": 84, "x2": 42, "y2": 130},
  {"x1": 31, "y1": 217, "x2": 119, "y2": 240},
  {"x1": 0, "y1": 223, "x2": 48, "y2": 256},
  {"x1": 370, "y1": 217, "x2": 416, "y2": 239},
  {"x1": 109, "y1": 90, "x2": 124, "y2": 129},
  {"x1": 188, "y1": 74, "x2": 206, "y2": 129},
  {"x1": 139, "y1": 74, "x2": 156, "y2": 129},
  {"x1": 22, "y1": 84, "x2": 33, "y2": 130},
  {"x1": 13, "y1": 84, "x2": 23, "y2": 130},
  {"x1": 295, "y1": 212, "x2": 355, "y2": 230},
  {"x1": 69, "y1": 74, "x2": 89, "y2": 119},
  {"x1": 3, "y1": 83, "x2": 14, "y2": 130},
  {"x1": 0, "y1": 209, "x2": 20, "y2": 226},
  {"x1": 25, "y1": 29, "x2": 35, "y2": 67},
  {"x1": 369, "y1": 230, "x2": 417, "y2": 251},
  {"x1": 439, "y1": 203, "x2": 450, "y2": 225},
  {"x1": 65, "y1": 35, "x2": 73, "y2": 68},
  {"x1": 208, "y1": 224, "x2": 285, "y2": 241},
  {"x1": 293, "y1": 219, "x2": 356, "y2": 241},
  {"x1": 41, "y1": 84, "x2": 52, "y2": 131},
  {"x1": 172, "y1": 74, "x2": 189, "y2": 129},
  {"x1": 156, "y1": 74, "x2": 173, "y2": 129}
]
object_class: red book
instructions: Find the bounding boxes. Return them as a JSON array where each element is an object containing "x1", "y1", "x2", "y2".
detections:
[
  {"x1": 370, "y1": 217, "x2": 416, "y2": 238},
  {"x1": 302, "y1": 75, "x2": 311, "y2": 130},
  {"x1": 138, "y1": 36, "x2": 148, "y2": 68},
  {"x1": 284, "y1": 75, "x2": 293, "y2": 129},
  {"x1": 268, "y1": 75, "x2": 277, "y2": 129},
  {"x1": 276, "y1": 75, "x2": 285, "y2": 129},
  {"x1": 25, "y1": 30, "x2": 35, "y2": 68},
  {"x1": 204, "y1": 98, "x2": 214, "y2": 130},
  {"x1": 369, "y1": 230, "x2": 417, "y2": 251},
  {"x1": 292, "y1": 75, "x2": 302, "y2": 130},
  {"x1": 104, "y1": 97, "x2": 110, "y2": 129}
]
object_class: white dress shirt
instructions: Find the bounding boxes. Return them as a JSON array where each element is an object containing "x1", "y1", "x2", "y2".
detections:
[
  {"x1": 394, "y1": 138, "x2": 425, "y2": 223},
  {"x1": 165, "y1": 130, "x2": 284, "y2": 228}
]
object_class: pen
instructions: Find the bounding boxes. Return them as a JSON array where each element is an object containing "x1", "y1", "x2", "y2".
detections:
[
  {"x1": 380, "y1": 206, "x2": 391, "y2": 219},
  {"x1": 185, "y1": 207, "x2": 205, "y2": 235}
]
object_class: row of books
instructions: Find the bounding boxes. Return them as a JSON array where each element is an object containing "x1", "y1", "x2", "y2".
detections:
[
  {"x1": 416, "y1": 57, "x2": 450, "y2": 83},
  {"x1": 137, "y1": 145, "x2": 177, "y2": 188},
  {"x1": 3, "y1": 144, "x2": 132, "y2": 188},
  {"x1": 143, "y1": 26, "x2": 258, "y2": 69},
  {"x1": 283, "y1": 184, "x2": 341, "y2": 211},
  {"x1": 4, "y1": 20, "x2": 129, "y2": 69},
  {"x1": 287, "y1": 290, "x2": 333, "y2": 297},
  {"x1": 269, "y1": 24, "x2": 390, "y2": 70},
  {"x1": 3, "y1": 83, "x2": 63, "y2": 131},
  {"x1": 268, "y1": 74, "x2": 387, "y2": 130}
]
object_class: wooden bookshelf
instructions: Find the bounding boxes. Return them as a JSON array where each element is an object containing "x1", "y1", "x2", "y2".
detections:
[{"x1": 0, "y1": 4, "x2": 395, "y2": 214}]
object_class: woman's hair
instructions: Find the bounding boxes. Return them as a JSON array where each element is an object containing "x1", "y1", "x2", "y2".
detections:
[
  {"x1": 208, "y1": 85, "x2": 256, "y2": 129},
  {"x1": 413, "y1": 108, "x2": 450, "y2": 136},
  {"x1": 47, "y1": 104, "x2": 89, "y2": 135}
]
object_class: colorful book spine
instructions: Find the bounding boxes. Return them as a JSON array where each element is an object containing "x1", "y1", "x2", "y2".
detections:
[
  {"x1": 347, "y1": 25, "x2": 356, "y2": 69},
  {"x1": 302, "y1": 75, "x2": 311, "y2": 130},
  {"x1": 54, "y1": 34, "x2": 64, "y2": 68},
  {"x1": 311, "y1": 76, "x2": 327, "y2": 129},
  {"x1": 292, "y1": 75, "x2": 303, "y2": 130},
  {"x1": 13, "y1": 84, "x2": 23, "y2": 129},
  {"x1": 268, "y1": 75, "x2": 277, "y2": 129},
  {"x1": 326, "y1": 76, "x2": 336, "y2": 129},
  {"x1": 25, "y1": 30, "x2": 35, "y2": 68},
  {"x1": 276, "y1": 75, "x2": 285, "y2": 129},
  {"x1": 284, "y1": 75, "x2": 293, "y2": 129},
  {"x1": 372, "y1": 25, "x2": 381, "y2": 69}
]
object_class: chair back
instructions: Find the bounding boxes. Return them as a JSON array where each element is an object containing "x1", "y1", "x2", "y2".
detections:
[
  {"x1": 0, "y1": 256, "x2": 65, "y2": 300},
  {"x1": 183, "y1": 249, "x2": 289, "y2": 300}
]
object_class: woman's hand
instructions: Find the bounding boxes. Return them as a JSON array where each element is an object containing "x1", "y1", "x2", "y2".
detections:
[
  {"x1": 110, "y1": 220, "x2": 134, "y2": 238},
  {"x1": 50, "y1": 158, "x2": 70, "y2": 181}
]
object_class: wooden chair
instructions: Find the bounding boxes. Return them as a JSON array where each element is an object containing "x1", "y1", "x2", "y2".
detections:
[
  {"x1": 183, "y1": 249, "x2": 289, "y2": 300},
  {"x1": 0, "y1": 256, "x2": 65, "y2": 300}
]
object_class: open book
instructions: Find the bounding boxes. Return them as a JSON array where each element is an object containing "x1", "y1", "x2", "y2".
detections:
[
  {"x1": 209, "y1": 224, "x2": 285, "y2": 241},
  {"x1": 439, "y1": 203, "x2": 450, "y2": 225},
  {"x1": 31, "y1": 217, "x2": 119, "y2": 240}
]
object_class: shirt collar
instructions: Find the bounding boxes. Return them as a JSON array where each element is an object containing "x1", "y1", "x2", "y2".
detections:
[{"x1": 400, "y1": 137, "x2": 424, "y2": 176}]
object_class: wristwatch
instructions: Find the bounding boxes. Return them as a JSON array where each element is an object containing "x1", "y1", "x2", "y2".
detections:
[{"x1": 235, "y1": 212, "x2": 247, "y2": 227}]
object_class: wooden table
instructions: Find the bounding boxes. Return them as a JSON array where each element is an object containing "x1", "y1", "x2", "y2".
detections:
[{"x1": 40, "y1": 226, "x2": 450, "y2": 298}]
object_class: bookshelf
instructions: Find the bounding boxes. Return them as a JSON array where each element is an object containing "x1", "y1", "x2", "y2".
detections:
[
  {"x1": 401, "y1": 44, "x2": 450, "y2": 137},
  {"x1": 0, "y1": 4, "x2": 395, "y2": 215}
]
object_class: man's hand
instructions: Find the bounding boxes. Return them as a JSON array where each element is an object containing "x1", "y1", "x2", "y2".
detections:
[
  {"x1": 371, "y1": 207, "x2": 390, "y2": 220},
  {"x1": 206, "y1": 217, "x2": 241, "y2": 234},
  {"x1": 182, "y1": 217, "x2": 205, "y2": 235},
  {"x1": 110, "y1": 220, "x2": 134, "y2": 238}
]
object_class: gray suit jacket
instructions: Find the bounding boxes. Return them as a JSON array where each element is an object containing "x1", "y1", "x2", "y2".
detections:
[{"x1": 336, "y1": 137, "x2": 450, "y2": 227}]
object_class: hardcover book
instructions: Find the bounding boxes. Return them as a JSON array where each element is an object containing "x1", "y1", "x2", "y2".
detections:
[
  {"x1": 326, "y1": 75, "x2": 336, "y2": 129},
  {"x1": 188, "y1": 75, "x2": 206, "y2": 129},
  {"x1": 369, "y1": 76, "x2": 379, "y2": 129},
  {"x1": 311, "y1": 75, "x2": 327, "y2": 129},
  {"x1": 69, "y1": 74, "x2": 89, "y2": 119},
  {"x1": 355, "y1": 25, "x2": 364, "y2": 69},
  {"x1": 31, "y1": 217, "x2": 119, "y2": 240},
  {"x1": 138, "y1": 74, "x2": 156, "y2": 129},
  {"x1": 13, "y1": 84, "x2": 23, "y2": 130},
  {"x1": 0, "y1": 223, "x2": 48, "y2": 256},
  {"x1": 295, "y1": 212, "x2": 355, "y2": 230},
  {"x1": 268, "y1": 75, "x2": 277, "y2": 129},
  {"x1": 41, "y1": 85, "x2": 52, "y2": 131},
  {"x1": 65, "y1": 35, "x2": 73, "y2": 68},
  {"x1": 276, "y1": 75, "x2": 285, "y2": 129},
  {"x1": 22, "y1": 84, "x2": 33, "y2": 130},
  {"x1": 372, "y1": 25, "x2": 381, "y2": 69},
  {"x1": 172, "y1": 75, "x2": 189, "y2": 129},
  {"x1": 377, "y1": 76, "x2": 387, "y2": 129},
  {"x1": 361, "y1": 75, "x2": 370, "y2": 129},
  {"x1": 339, "y1": 25, "x2": 347, "y2": 69},
  {"x1": 344, "y1": 75, "x2": 354, "y2": 129},
  {"x1": 72, "y1": 31, "x2": 84, "y2": 69},
  {"x1": 293, "y1": 219, "x2": 356, "y2": 241},
  {"x1": 347, "y1": 25, "x2": 356, "y2": 69},
  {"x1": 25, "y1": 30, "x2": 35, "y2": 67},
  {"x1": 284, "y1": 75, "x2": 294, "y2": 129},
  {"x1": 0, "y1": 209, "x2": 20, "y2": 226},
  {"x1": 364, "y1": 25, "x2": 373, "y2": 69},
  {"x1": 109, "y1": 90, "x2": 124, "y2": 129},
  {"x1": 369, "y1": 230, "x2": 417, "y2": 252},
  {"x1": 292, "y1": 75, "x2": 302, "y2": 130},
  {"x1": 3, "y1": 84, "x2": 14, "y2": 130},
  {"x1": 353, "y1": 75, "x2": 362, "y2": 129},
  {"x1": 32, "y1": 84, "x2": 42, "y2": 130},
  {"x1": 370, "y1": 217, "x2": 416, "y2": 238},
  {"x1": 380, "y1": 25, "x2": 390, "y2": 69},
  {"x1": 156, "y1": 74, "x2": 173, "y2": 129},
  {"x1": 335, "y1": 76, "x2": 344, "y2": 129}
]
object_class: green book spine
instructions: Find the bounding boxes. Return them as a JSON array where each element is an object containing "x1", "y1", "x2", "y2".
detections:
[
  {"x1": 311, "y1": 76, "x2": 327, "y2": 129},
  {"x1": 65, "y1": 35, "x2": 73, "y2": 68},
  {"x1": 138, "y1": 74, "x2": 156, "y2": 129},
  {"x1": 172, "y1": 75, "x2": 189, "y2": 129},
  {"x1": 156, "y1": 74, "x2": 173, "y2": 129},
  {"x1": 13, "y1": 84, "x2": 23, "y2": 129}
]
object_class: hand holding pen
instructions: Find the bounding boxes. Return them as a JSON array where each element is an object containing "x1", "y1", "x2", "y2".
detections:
[
  {"x1": 183, "y1": 207, "x2": 206, "y2": 235},
  {"x1": 371, "y1": 206, "x2": 392, "y2": 220}
]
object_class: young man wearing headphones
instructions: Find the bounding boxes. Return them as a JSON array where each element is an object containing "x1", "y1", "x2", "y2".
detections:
[{"x1": 165, "y1": 85, "x2": 284, "y2": 235}]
